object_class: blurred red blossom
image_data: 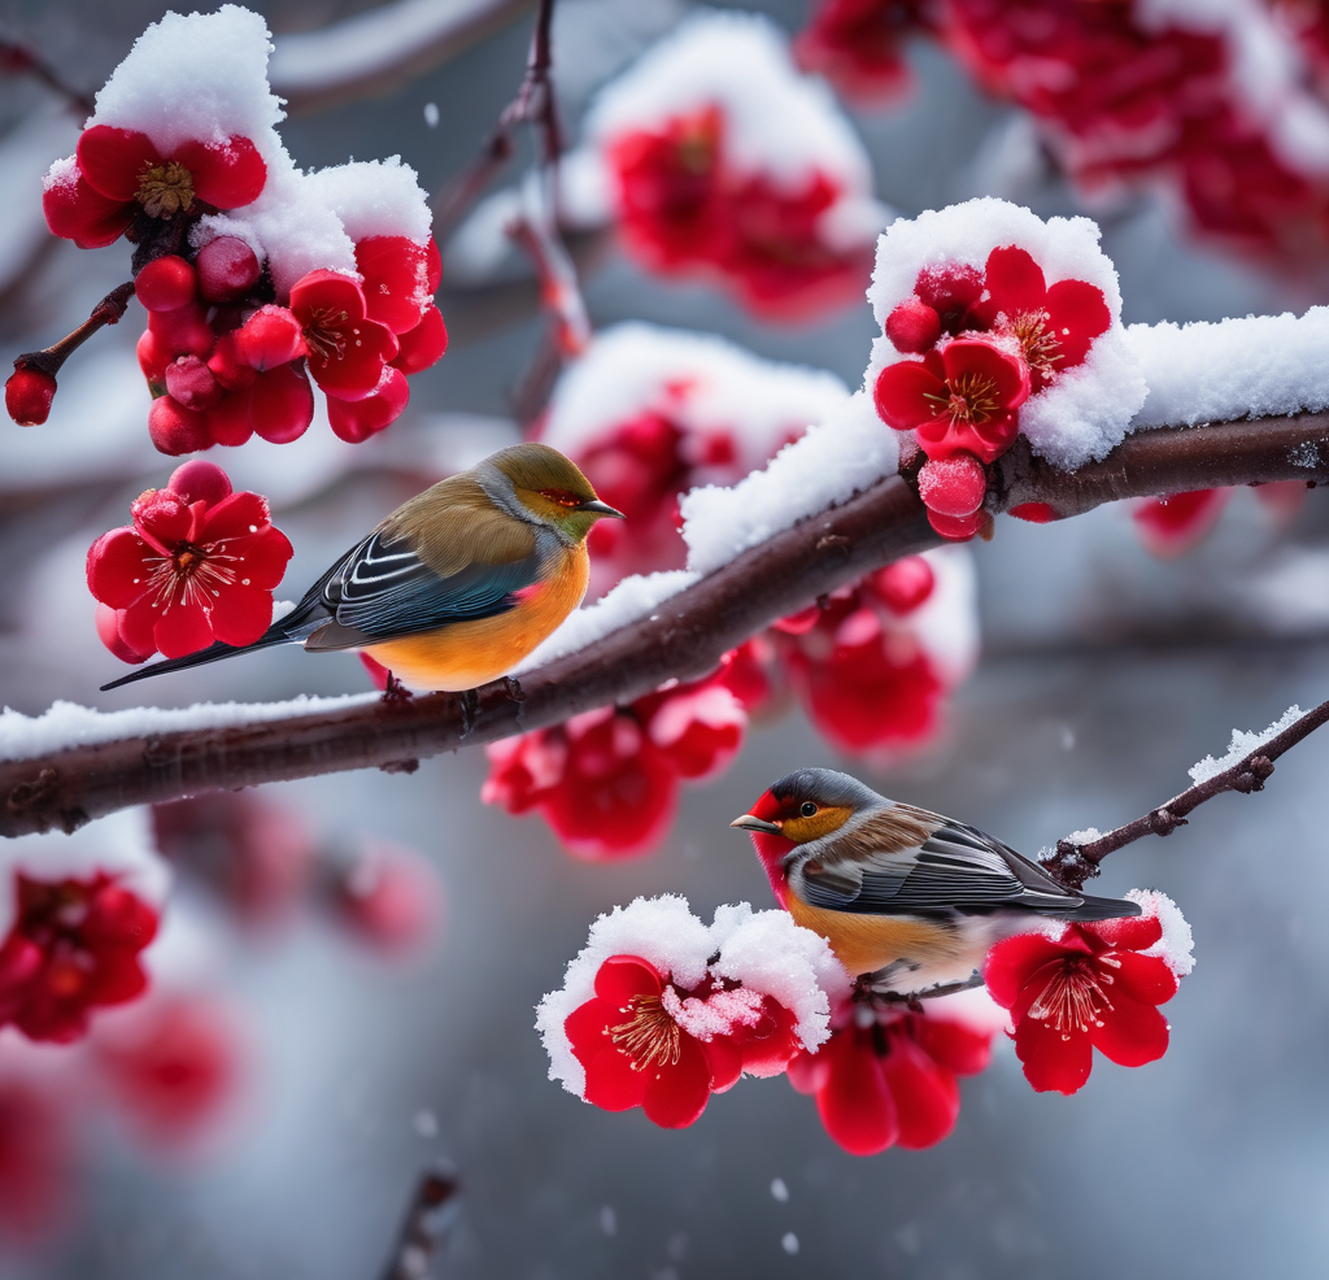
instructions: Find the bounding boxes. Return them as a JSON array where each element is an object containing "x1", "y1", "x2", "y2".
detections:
[
  {"x1": 482, "y1": 668, "x2": 747, "y2": 860},
  {"x1": 0, "y1": 872, "x2": 158, "y2": 1043},
  {"x1": 0, "y1": 1074, "x2": 72, "y2": 1242},
  {"x1": 787, "y1": 1002, "x2": 993, "y2": 1155},
  {"x1": 794, "y1": 0, "x2": 932, "y2": 105},
  {"x1": 87, "y1": 459, "x2": 292, "y2": 663},
  {"x1": 330, "y1": 839, "x2": 443, "y2": 954}
]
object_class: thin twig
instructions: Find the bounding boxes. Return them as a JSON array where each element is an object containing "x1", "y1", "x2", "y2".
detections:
[
  {"x1": 380, "y1": 1165, "x2": 461, "y2": 1280},
  {"x1": 9, "y1": 282, "x2": 136, "y2": 384},
  {"x1": 1044, "y1": 695, "x2": 1329, "y2": 889},
  {"x1": 2, "y1": 410, "x2": 1329, "y2": 835}
]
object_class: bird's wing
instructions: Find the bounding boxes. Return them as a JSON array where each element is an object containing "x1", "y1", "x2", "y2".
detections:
[
  {"x1": 795, "y1": 809, "x2": 1080, "y2": 915},
  {"x1": 295, "y1": 522, "x2": 544, "y2": 651}
]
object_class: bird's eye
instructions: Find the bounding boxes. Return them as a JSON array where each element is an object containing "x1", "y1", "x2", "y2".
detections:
[
  {"x1": 799, "y1": 801, "x2": 818, "y2": 817},
  {"x1": 539, "y1": 488, "x2": 584, "y2": 509}
]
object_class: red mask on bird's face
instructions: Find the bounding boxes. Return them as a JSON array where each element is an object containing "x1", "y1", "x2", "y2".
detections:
[{"x1": 732, "y1": 789, "x2": 798, "y2": 905}]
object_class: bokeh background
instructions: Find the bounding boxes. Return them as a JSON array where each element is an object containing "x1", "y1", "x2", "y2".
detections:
[{"x1": 2, "y1": 1, "x2": 1329, "y2": 1276}]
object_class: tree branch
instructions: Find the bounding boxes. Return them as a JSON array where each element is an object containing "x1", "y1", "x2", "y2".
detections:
[
  {"x1": 1044, "y1": 696, "x2": 1329, "y2": 889},
  {"x1": 379, "y1": 1165, "x2": 461, "y2": 1280},
  {"x1": 2, "y1": 411, "x2": 1329, "y2": 836},
  {"x1": 9, "y1": 282, "x2": 136, "y2": 384}
]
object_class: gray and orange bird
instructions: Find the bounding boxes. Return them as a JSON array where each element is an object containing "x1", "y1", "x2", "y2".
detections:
[
  {"x1": 731, "y1": 767, "x2": 1140, "y2": 992},
  {"x1": 101, "y1": 442, "x2": 623, "y2": 692}
]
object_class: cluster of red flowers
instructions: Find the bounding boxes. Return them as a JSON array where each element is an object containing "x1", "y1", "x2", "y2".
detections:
[
  {"x1": 0, "y1": 871, "x2": 158, "y2": 1044},
  {"x1": 938, "y1": 0, "x2": 1329, "y2": 266},
  {"x1": 483, "y1": 666, "x2": 748, "y2": 860},
  {"x1": 29, "y1": 121, "x2": 445, "y2": 447},
  {"x1": 875, "y1": 246, "x2": 1110, "y2": 537},
  {"x1": 787, "y1": 1001, "x2": 994, "y2": 1155},
  {"x1": 606, "y1": 105, "x2": 873, "y2": 322},
  {"x1": 86, "y1": 460, "x2": 291, "y2": 665},
  {"x1": 768, "y1": 556, "x2": 949, "y2": 754},
  {"x1": 985, "y1": 899, "x2": 1188, "y2": 1094},
  {"x1": 564, "y1": 954, "x2": 803, "y2": 1128},
  {"x1": 794, "y1": 0, "x2": 934, "y2": 105}
]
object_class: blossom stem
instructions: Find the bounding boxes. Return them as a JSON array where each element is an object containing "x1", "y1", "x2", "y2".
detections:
[
  {"x1": 0, "y1": 37, "x2": 96, "y2": 115},
  {"x1": 3, "y1": 411, "x2": 1329, "y2": 835},
  {"x1": 1045, "y1": 697, "x2": 1329, "y2": 889},
  {"x1": 9, "y1": 281, "x2": 135, "y2": 387}
]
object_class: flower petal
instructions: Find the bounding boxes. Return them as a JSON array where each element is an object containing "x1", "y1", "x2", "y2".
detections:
[
  {"x1": 583, "y1": 1042, "x2": 650, "y2": 1111},
  {"x1": 42, "y1": 168, "x2": 133, "y2": 248},
  {"x1": 1013, "y1": 1015, "x2": 1092, "y2": 1095},
  {"x1": 1110, "y1": 951, "x2": 1179, "y2": 1006},
  {"x1": 87, "y1": 528, "x2": 152, "y2": 609},
  {"x1": 702, "y1": 1033, "x2": 745, "y2": 1094},
  {"x1": 210, "y1": 585, "x2": 278, "y2": 648},
  {"x1": 1044, "y1": 279, "x2": 1110, "y2": 369},
  {"x1": 873, "y1": 359, "x2": 946, "y2": 431},
  {"x1": 593, "y1": 956, "x2": 663, "y2": 1007},
  {"x1": 984, "y1": 245, "x2": 1046, "y2": 314},
  {"x1": 219, "y1": 528, "x2": 294, "y2": 590},
  {"x1": 641, "y1": 1034, "x2": 712, "y2": 1128},
  {"x1": 1085, "y1": 913, "x2": 1162, "y2": 953},
  {"x1": 881, "y1": 1032, "x2": 961, "y2": 1149},
  {"x1": 154, "y1": 599, "x2": 215, "y2": 659},
  {"x1": 1091, "y1": 992, "x2": 1170, "y2": 1067},
  {"x1": 77, "y1": 126, "x2": 158, "y2": 202},
  {"x1": 172, "y1": 136, "x2": 267, "y2": 209},
  {"x1": 939, "y1": 337, "x2": 1031, "y2": 410},
  {"x1": 817, "y1": 1031, "x2": 897, "y2": 1156},
  {"x1": 912, "y1": 1016, "x2": 993, "y2": 1076},
  {"x1": 198, "y1": 491, "x2": 271, "y2": 543}
]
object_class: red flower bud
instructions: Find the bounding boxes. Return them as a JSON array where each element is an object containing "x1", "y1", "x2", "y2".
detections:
[
  {"x1": 167, "y1": 459, "x2": 232, "y2": 506},
  {"x1": 147, "y1": 395, "x2": 212, "y2": 455},
  {"x1": 5, "y1": 367, "x2": 57, "y2": 426},
  {"x1": 926, "y1": 508, "x2": 983, "y2": 540},
  {"x1": 918, "y1": 454, "x2": 986, "y2": 517},
  {"x1": 195, "y1": 236, "x2": 261, "y2": 303},
  {"x1": 147, "y1": 303, "x2": 215, "y2": 359},
  {"x1": 885, "y1": 296, "x2": 941, "y2": 353},
  {"x1": 871, "y1": 555, "x2": 935, "y2": 614},
  {"x1": 95, "y1": 603, "x2": 154, "y2": 664},
  {"x1": 134, "y1": 256, "x2": 197, "y2": 312},
  {"x1": 163, "y1": 355, "x2": 223, "y2": 411},
  {"x1": 232, "y1": 305, "x2": 305, "y2": 371},
  {"x1": 326, "y1": 367, "x2": 410, "y2": 443}
]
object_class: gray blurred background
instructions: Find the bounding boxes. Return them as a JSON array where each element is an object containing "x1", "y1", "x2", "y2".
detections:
[{"x1": 2, "y1": 1, "x2": 1328, "y2": 1276}]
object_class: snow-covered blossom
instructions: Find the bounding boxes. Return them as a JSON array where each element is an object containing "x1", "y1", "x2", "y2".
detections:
[
  {"x1": 538, "y1": 897, "x2": 846, "y2": 1127},
  {"x1": 572, "y1": 10, "x2": 888, "y2": 321}
]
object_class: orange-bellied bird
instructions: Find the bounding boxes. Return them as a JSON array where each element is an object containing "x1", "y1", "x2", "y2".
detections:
[
  {"x1": 101, "y1": 443, "x2": 624, "y2": 693},
  {"x1": 731, "y1": 768, "x2": 1140, "y2": 991}
]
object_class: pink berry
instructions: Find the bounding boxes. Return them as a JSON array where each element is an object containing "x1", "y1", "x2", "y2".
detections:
[
  {"x1": 135, "y1": 256, "x2": 198, "y2": 312},
  {"x1": 196, "y1": 236, "x2": 261, "y2": 303},
  {"x1": 885, "y1": 297, "x2": 941, "y2": 353},
  {"x1": 5, "y1": 367, "x2": 56, "y2": 426},
  {"x1": 918, "y1": 454, "x2": 987, "y2": 517}
]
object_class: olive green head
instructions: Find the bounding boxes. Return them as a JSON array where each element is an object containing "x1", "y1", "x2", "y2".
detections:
[{"x1": 485, "y1": 442, "x2": 624, "y2": 541}]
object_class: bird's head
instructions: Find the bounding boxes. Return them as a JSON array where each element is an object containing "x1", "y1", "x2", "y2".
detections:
[
  {"x1": 730, "y1": 768, "x2": 886, "y2": 901},
  {"x1": 486, "y1": 443, "x2": 624, "y2": 541}
]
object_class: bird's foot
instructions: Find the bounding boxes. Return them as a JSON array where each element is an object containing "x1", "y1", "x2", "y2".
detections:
[
  {"x1": 380, "y1": 672, "x2": 414, "y2": 705},
  {"x1": 502, "y1": 676, "x2": 526, "y2": 726},
  {"x1": 854, "y1": 970, "x2": 984, "y2": 1008}
]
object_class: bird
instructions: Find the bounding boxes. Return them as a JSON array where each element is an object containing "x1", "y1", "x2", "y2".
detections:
[
  {"x1": 730, "y1": 767, "x2": 1141, "y2": 993},
  {"x1": 100, "y1": 442, "x2": 625, "y2": 692}
]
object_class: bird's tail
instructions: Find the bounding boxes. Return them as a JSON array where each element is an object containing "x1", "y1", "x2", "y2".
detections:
[
  {"x1": 1066, "y1": 892, "x2": 1142, "y2": 923},
  {"x1": 99, "y1": 629, "x2": 295, "y2": 691}
]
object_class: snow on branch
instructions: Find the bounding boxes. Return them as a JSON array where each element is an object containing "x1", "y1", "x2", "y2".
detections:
[{"x1": 2, "y1": 407, "x2": 1328, "y2": 837}]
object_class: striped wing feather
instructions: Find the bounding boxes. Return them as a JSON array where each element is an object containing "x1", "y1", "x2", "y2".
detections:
[{"x1": 797, "y1": 806, "x2": 1081, "y2": 916}]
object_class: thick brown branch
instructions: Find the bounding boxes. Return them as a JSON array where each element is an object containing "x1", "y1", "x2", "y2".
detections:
[
  {"x1": 1045, "y1": 696, "x2": 1329, "y2": 889},
  {"x1": 3, "y1": 411, "x2": 1329, "y2": 836}
]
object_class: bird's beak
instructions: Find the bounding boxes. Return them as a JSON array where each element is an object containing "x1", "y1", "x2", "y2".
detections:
[
  {"x1": 579, "y1": 499, "x2": 626, "y2": 519},
  {"x1": 730, "y1": 814, "x2": 782, "y2": 835}
]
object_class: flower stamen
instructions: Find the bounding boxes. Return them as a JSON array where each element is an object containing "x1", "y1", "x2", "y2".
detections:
[
  {"x1": 1028, "y1": 957, "x2": 1114, "y2": 1039},
  {"x1": 924, "y1": 371, "x2": 1001, "y2": 425},
  {"x1": 609, "y1": 994, "x2": 682, "y2": 1070},
  {"x1": 136, "y1": 160, "x2": 195, "y2": 218}
]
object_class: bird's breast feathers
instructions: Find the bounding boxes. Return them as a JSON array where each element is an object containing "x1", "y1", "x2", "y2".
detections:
[{"x1": 362, "y1": 541, "x2": 588, "y2": 691}]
